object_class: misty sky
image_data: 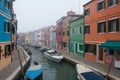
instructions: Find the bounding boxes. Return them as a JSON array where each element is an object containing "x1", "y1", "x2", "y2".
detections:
[{"x1": 13, "y1": 0, "x2": 90, "y2": 33}]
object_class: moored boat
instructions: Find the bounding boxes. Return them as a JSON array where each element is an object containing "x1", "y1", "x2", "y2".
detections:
[
  {"x1": 76, "y1": 64, "x2": 106, "y2": 80},
  {"x1": 25, "y1": 64, "x2": 43, "y2": 80},
  {"x1": 44, "y1": 49, "x2": 63, "y2": 63}
]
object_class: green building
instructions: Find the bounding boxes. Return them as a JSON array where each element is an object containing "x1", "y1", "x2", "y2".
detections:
[{"x1": 69, "y1": 16, "x2": 84, "y2": 57}]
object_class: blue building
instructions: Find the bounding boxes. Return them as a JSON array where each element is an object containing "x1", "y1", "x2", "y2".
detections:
[{"x1": 0, "y1": 0, "x2": 16, "y2": 69}]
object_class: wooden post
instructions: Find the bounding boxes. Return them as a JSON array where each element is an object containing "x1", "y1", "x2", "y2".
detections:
[{"x1": 106, "y1": 51, "x2": 115, "y2": 79}]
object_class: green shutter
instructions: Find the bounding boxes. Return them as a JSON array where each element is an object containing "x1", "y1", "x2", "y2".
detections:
[
  {"x1": 104, "y1": 21, "x2": 106, "y2": 32},
  {"x1": 108, "y1": 20, "x2": 111, "y2": 32},
  {"x1": 116, "y1": 18, "x2": 119, "y2": 31},
  {"x1": 97, "y1": 23, "x2": 100, "y2": 33},
  {"x1": 93, "y1": 45, "x2": 96, "y2": 55},
  {"x1": 103, "y1": 0, "x2": 105, "y2": 9},
  {"x1": 88, "y1": 9, "x2": 90, "y2": 15},
  {"x1": 108, "y1": 0, "x2": 110, "y2": 7},
  {"x1": 4, "y1": 22, "x2": 6, "y2": 32},
  {"x1": 97, "y1": 3, "x2": 99, "y2": 11},
  {"x1": 116, "y1": 0, "x2": 119, "y2": 4},
  {"x1": 88, "y1": 25, "x2": 90, "y2": 34},
  {"x1": 8, "y1": 22, "x2": 10, "y2": 32},
  {"x1": 84, "y1": 26, "x2": 86, "y2": 34}
]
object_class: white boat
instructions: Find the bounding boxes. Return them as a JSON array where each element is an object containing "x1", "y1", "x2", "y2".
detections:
[
  {"x1": 25, "y1": 64, "x2": 43, "y2": 80},
  {"x1": 76, "y1": 64, "x2": 106, "y2": 80},
  {"x1": 44, "y1": 49, "x2": 63, "y2": 63}
]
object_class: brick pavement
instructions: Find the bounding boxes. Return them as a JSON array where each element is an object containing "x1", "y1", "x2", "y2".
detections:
[{"x1": 0, "y1": 46, "x2": 30, "y2": 80}]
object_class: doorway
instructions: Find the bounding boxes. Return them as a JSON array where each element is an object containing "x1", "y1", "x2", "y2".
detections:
[{"x1": 99, "y1": 48, "x2": 104, "y2": 62}]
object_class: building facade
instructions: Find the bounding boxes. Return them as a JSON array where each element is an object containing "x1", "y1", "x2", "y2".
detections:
[
  {"x1": 56, "y1": 17, "x2": 65, "y2": 50},
  {"x1": 84, "y1": 0, "x2": 120, "y2": 67},
  {"x1": 69, "y1": 16, "x2": 84, "y2": 56},
  {"x1": 62, "y1": 11, "x2": 81, "y2": 52},
  {"x1": 0, "y1": 0, "x2": 16, "y2": 69}
]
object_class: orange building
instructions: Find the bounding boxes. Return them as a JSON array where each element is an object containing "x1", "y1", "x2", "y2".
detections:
[
  {"x1": 84, "y1": 0, "x2": 120, "y2": 67},
  {"x1": 62, "y1": 11, "x2": 80, "y2": 52}
]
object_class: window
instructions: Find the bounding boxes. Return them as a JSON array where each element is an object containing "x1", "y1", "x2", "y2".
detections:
[
  {"x1": 63, "y1": 31, "x2": 65, "y2": 36},
  {"x1": 5, "y1": 45, "x2": 11, "y2": 58},
  {"x1": 67, "y1": 31, "x2": 69, "y2": 36},
  {"x1": 85, "y1": 44, "x2": 96, "y2": 55},
  {"x1": 4, "y1": 22, "x2": 10, "y2": 32},
  {"x1": 97, "y1": 0, "x2": 105, "y2": 11},
  {"x1": 84, "y1": 8, "x2": 90, "y2": 16},
  {"x1": 98, "y1": 21, "x2": 106, "y2": 33},
  {"x1": 108, "y1": 0, "x2": 118, "y2": 7},
  {"x1": 85, "y1": 25, "x2": 90, "y2": 34},
  {"x1": 108, "y1": 18, "x2": 119, "y2": 32},
  {"x1": 78, "y1": 26, "x2": 82, "y2": 34},
  {"x1": 79, "y1": 44, "x2": 83, "y2": 51},
  {"x1": 62, "y1": 42, "x2": 67, "y2": 47},
  {"x1": 5, "y1": 0, "x2": 12, "y2": 10},
  {"x1": 71, "y1": 29, "x2": 74, "y2": 35}
]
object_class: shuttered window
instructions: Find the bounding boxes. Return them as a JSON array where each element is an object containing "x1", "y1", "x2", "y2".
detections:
[
  {"x1": 4, "y1": 22, "x2": 10, "y2": 32},
  {"x1": 97, "y1": 21, "x2": 106, "y2": 33},
  {"x1": 108, "y1": 0, "x2": 119, "y2": 7},
  {"x1": 85, "y1": 44, "x2": 96, "y2": 55},
  {"x1": 84, "y1": 8, "x2": 90, "y2": 16},
  {"x1": 108, "y1": 18, "x2": 119, "y2": 32},
  {"x1": 97, "y1": 0, "x2": 105, "y2": 11},
  {"x1": 85, "y1": 25, "x2": 90, "y2": 34}
]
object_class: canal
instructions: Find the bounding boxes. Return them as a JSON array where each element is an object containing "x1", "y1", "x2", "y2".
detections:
[{"x1": 29, "y1": 47, "x2": 78, "y2": 80}]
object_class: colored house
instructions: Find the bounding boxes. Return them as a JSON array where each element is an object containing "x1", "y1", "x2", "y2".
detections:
[
  {"x1": 62, "y1": 11, "x2": 82, "y2": 52},
  {"x1": 0, "y1": 0, "x2": 16, "y2": 69},
  {"x1": 69, "y1": 16, "x2": 84, "y2": 57},
  {"x1": 83, "y1": 0, "x2": 120, "y2": 67},
  {"x1": 56, "y1": 17, "x2": 65, "y2": 50}
]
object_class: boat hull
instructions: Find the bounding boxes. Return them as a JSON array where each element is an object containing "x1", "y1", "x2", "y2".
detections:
[
  {"x1": 44, "y1": 52, "x2": 63, "y2": 63},
  {"x1": 25, "y1": 64, "x2": 43, "y2": 80},
  {"x1": 76, "y1": 64, "x2": 106, "y2": 80}
]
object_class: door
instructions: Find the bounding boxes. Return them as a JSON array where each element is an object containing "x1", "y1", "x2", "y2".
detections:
[{"x1": 99, "y1": 48, "x2": 104, "y2": 61}]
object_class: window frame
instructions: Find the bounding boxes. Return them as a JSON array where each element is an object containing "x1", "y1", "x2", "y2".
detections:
[
  {"x1": 97, "y1": 0, "x2": 105, "y2": 11},
  {"x1": 84, "y1": 8, "x2": 90, "y2": 16},
  {"x1": 108, "y1": 18, "x2": 119, "y2": 33},
  {"x1": 84, "y1": 25, "x2": 90, "y2": 34},
  {"x1": 4, "y1": 21, "x2": 10, "y2": 32},
  {"x1": 108, "y1": 0, "x2": 119, "y2": 7},
  {"x1": 97, "y1": 21, "x2": 106, "y2": 33},
  {"x1": 78, "y1": 26, "x2": 82, "y2": 34},
  {"x1": 78, "y1": 44, "x2": 83, "y2": 52}
]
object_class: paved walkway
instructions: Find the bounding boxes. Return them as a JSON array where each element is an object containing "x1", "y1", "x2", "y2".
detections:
[
  {"x1": 0, "y1": 46, "x2": 30, "y2": 80},
  {"x1": 57, "y1": 50, "x2": 120, "y2": 80}
]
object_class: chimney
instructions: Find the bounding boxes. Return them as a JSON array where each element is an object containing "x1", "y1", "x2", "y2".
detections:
[{"x1": 67, "y1": 11, "x2": 75, "y2": 16}]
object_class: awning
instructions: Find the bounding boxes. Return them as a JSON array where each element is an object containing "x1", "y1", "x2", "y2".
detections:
[{"x1": 100, "y1": 41, "x2": 120, "y2": 50}]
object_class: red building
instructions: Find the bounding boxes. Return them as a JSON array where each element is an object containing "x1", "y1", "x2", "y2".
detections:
[{"x1": 56, "y1": 17, "x2": 66, "y2": 50}]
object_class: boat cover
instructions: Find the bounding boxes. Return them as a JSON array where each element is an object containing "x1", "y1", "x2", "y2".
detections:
[
  {"x1": 25, "y1": 65, "x2": 43, "y2": 80},
  {"x1": 81, "y1": 72, "x2": 105, "y2": 80}
]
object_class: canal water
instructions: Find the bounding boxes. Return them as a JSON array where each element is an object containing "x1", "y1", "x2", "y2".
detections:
[{"x1": 29, "y1": 47, "x2": 78, "y2": 80}]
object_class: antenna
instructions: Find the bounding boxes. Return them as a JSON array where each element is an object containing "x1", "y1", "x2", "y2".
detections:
[{"x1": 79, "y1": 1, "x2": 81, "y2": 14}]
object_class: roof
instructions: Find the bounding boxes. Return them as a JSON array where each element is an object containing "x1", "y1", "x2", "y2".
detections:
[
  {"x1": 69, "y1": 15, "x2": 84, "y2": 23},
  {"x1": 83, "y1": 0, "x2": 94, "y2": 7}
]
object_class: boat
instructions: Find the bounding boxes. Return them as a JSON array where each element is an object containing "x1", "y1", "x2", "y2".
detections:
[
  {"x1": 76, "y1": 64, "x2": 106, "y2": 80},
  {"x1": 44, "y1": 49, "x2": 63, "y2": 63},
  {"x1": 25, "y1": 64, "x2": 43, "y2": 80},
  {"x1": 40, "y1": 47, "x2": 48, "y2": 52}
]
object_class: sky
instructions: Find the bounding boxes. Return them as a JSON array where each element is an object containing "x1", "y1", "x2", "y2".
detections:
[{"x1": 13, "y1": 0, "x2": 90, "y2": 33}]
